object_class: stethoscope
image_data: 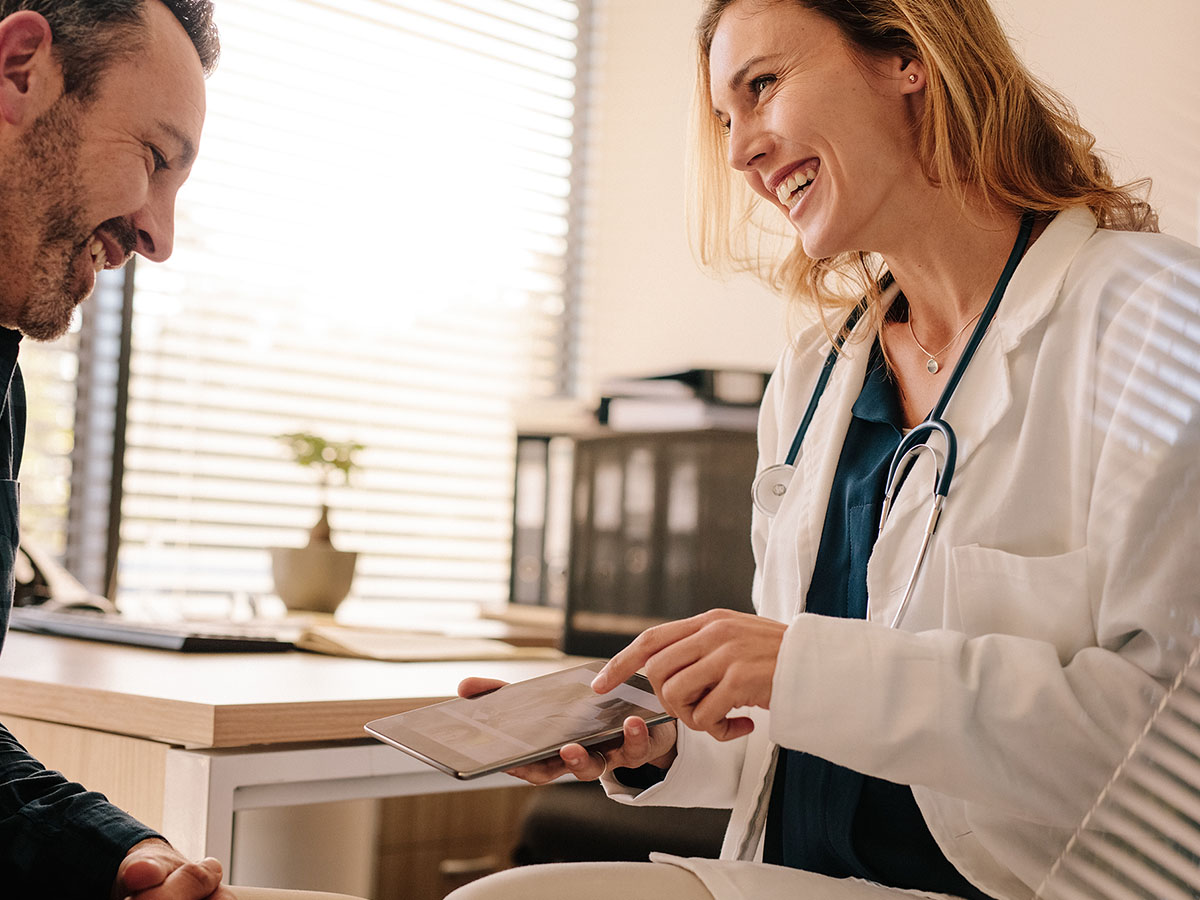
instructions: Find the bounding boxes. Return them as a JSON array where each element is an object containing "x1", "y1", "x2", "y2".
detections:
[{"x1": 751, "y1": 212, "x2": 1035, "y2": 628}]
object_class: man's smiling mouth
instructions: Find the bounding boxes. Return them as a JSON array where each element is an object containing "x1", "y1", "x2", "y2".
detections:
[{"x1": 88, "y1": 235, "x2": 108, "y2": 273}]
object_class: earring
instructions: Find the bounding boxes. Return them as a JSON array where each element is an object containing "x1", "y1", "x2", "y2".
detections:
[{"x1": 908, "y1": 73, "x2": 918, "y2": 84}]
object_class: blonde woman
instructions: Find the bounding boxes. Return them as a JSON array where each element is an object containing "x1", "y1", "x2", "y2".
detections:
[{"x1": 451, "y1": 1, "x2": 1200, "y2": 898}]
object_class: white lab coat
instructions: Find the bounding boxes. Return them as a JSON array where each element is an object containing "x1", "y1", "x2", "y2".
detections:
[{"x1": 603, "y1": 207, "x2": 1200, "y2": 900}]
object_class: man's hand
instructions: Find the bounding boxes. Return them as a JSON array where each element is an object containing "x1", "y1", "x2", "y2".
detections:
[
  {"x1": 591, "y1": 609, "x2": 786, "y2": 742},
  {"x1": 112, "y1": 839, "x2": 236, "y2": 900},
  {"x1": 456, "y1": 677, "x2": 678, "y2": 785}
]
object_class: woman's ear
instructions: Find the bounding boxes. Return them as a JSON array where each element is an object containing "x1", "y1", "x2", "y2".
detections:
[
  {"x1": 898, "y1": 57, "x2": 927, "y2": 94},
  {"x1": 0, "y1": 11, "x2": 59, "y2": 127}
]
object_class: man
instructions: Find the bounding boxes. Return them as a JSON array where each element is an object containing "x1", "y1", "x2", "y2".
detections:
[{"x1": 0, "y1": 4, "x2": 360, "y2": 899}]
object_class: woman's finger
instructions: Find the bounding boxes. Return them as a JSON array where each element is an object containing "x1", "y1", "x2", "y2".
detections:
[
  {"x1": 559, "y1": 742, "x2": 607, "y2": 780},
  {"x1": 591, "y1": 615, "x2": 713, "y2": 693},
  {"x1": 614, "y1": 716, "x2": 651, "y2": 764},
  {"x1": 457, "y1": 677, "x2": 507, "y2": 699},
  {"x1": 504, "y1": 753, "x2": 573, "y2": 785}
]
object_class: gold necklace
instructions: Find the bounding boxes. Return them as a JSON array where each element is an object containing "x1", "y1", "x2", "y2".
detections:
[{"x1": 908, "y1": 311, "x2": 982, "y2": 374}]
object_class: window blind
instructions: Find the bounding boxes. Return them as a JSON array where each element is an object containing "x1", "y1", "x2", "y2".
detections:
[{"x1": 116, "y1": 0, "x2": 586, "y2": 607}]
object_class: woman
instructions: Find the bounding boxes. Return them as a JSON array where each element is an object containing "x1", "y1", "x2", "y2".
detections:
[{"x1": 451, "y1": 1, "x2": 1200, "y2": 898}]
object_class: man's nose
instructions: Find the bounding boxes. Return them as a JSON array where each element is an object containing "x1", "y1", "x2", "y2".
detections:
[{"x1": 131, "y1": 191, "x2": 177, "y2": 263}]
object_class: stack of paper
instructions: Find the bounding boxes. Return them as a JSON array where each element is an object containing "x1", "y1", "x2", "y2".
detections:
[{"x1": 296, "y1": 624, "x2": 563, "y2": 662}]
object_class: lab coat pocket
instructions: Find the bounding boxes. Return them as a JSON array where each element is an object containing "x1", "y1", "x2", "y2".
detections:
[{"x1": 949, "y1": 543, "x2": 1092, "y2": 659}]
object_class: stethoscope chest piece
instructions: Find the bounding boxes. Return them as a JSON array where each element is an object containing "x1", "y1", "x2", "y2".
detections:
[{"x1": 752, "y1": 463, "x2": 796, "y2": 517}]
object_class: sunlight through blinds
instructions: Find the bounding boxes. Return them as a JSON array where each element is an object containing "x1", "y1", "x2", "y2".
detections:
[
  {"x1": 119, "y1": 0, "x2": 584, "y2": 607},
  {"x1": 1038, "y1": 640, "x2": 1200, "y2": 900}
]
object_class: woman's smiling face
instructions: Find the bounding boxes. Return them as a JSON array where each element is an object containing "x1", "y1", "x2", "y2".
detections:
[{"x1": 707, "y1": 0, "x2": 926, "y2": 260}]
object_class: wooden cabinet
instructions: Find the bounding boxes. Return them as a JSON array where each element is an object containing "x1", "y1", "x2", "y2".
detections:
[{"x1": 374, "y1": 787, "x2": 531, "y2": 900}]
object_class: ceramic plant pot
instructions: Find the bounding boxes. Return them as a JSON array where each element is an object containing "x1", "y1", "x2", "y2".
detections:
[
  {"x1": 269, "y1": 545, "x2": 357, "y2": 614},
  {"x1": 270, "y1": 506, "x2": 357, "y2": 613}
]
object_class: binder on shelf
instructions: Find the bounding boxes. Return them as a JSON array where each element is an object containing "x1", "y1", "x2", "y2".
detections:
[
  {"x1": 509, "y1": 434, "x2": 573, "y2": 608},
  {"x1": 563, "y1": 429, "x2": 758, "y2": 658}
]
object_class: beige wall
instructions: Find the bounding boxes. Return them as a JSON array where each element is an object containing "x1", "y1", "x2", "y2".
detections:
[
  {"x1": 577, "y1": 1, "x2": 787, "y2": 392},
  {"x1": 993, "y1": 0, "x2": 1200, "y2": 241},
  {"x1": 579, "y1": 0, "x2": 1200, "y2": 390}
]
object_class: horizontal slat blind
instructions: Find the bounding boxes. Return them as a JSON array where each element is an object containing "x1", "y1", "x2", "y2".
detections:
[
  {"x1": 119, "y1": 0, "x2": 582, "y2": 605},
  {"x1": 14, "y1": 328, "x2": 83, "y2": 560},
  {"x1": 1038, "y1": 641, "x2": 1200, "y2": 899}
]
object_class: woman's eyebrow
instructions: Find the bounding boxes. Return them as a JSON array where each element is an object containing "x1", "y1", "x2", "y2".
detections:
[
  {"x1": 727, "y1": 55, "x2": 771, "y2": 92},
  {"x1": 712, "y1": 54, "x2": 775, "y2": 118}
]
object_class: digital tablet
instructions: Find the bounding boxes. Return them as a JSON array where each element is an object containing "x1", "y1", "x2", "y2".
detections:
[{"x1": 364, "y1": 660, "x2": 672, "y2": 780}]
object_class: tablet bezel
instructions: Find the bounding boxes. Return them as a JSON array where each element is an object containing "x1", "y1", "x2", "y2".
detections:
[{"x1": 364, "y1": 660, "x2": 672, "y2": 780}]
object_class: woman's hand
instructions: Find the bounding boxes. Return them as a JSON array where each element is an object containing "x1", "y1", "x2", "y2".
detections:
[
  {"x1": 456, "y1": 677, "x2": 678, "y2": 785},
  {"x1": 590, "y1": 609, "x2": 786, "y2": 742}
]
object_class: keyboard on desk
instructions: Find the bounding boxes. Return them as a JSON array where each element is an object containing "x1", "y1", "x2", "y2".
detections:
[{"x1": 8, "y1": 606, "x2": 296, "y2": 652}]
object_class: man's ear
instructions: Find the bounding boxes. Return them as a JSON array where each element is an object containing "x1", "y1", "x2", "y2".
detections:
[{"x1": 0, "y1": 11, "x2": 59, "y2": 127}]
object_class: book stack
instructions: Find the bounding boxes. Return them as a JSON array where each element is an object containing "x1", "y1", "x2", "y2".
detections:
[{"x1": 598, "y1": 367, "x2": 770, "y2": 432}]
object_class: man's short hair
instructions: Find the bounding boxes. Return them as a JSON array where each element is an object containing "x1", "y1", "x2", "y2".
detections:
[{"x1": 0, "y1": 0, "x2": 218, "y2": 100}]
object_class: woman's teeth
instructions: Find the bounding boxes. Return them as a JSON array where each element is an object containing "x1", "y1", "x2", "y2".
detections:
[
  {"x1": 89, "y1": 237, "x2": 107, "y2": 273},
  {"x1": 776, "y1": 167, "x2": 817, "y2": 210}
]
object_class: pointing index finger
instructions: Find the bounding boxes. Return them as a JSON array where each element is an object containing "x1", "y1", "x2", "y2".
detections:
[{"x1": 591, "y1": 616, "x2": 707, "y2": 692}]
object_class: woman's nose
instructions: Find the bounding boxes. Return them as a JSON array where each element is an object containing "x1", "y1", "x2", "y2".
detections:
[{"x1": 727, "y1": 117, "x2": 769, "y2": 172}]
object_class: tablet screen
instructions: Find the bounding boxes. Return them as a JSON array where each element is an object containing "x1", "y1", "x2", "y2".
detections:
[{"x1": 364, "y1": 660, "x2": 671, "y2": 779}]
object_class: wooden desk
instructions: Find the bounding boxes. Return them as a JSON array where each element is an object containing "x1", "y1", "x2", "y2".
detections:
[{"x1": 0, "y1": 632, "x2": 576, "y2": 876}]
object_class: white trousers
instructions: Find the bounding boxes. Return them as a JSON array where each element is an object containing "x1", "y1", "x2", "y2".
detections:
[
  {"x1": 442, "y1": 860, "x2": 966, "y2": 900},
  {"x1": 444, "y1": 863, "x2": 714, "y2": 900}
]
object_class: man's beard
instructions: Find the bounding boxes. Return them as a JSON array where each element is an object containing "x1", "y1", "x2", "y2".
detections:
[{"x1": 0, "y1": 98, "x2": 92, "y2": 342}]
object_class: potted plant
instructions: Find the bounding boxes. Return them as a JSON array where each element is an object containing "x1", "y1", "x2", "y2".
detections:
[{"x1": 270, "y1": 432, "x2": 364, "y2": 614}]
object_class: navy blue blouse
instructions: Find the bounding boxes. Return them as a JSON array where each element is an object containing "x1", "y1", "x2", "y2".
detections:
[{"x1": 763, "y1": 341, "x2": 992, "y2": 900}]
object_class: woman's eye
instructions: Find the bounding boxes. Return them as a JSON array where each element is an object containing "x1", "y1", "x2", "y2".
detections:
[{"x1": 749, "y1": 74, "x2": 777, "y2": 96}]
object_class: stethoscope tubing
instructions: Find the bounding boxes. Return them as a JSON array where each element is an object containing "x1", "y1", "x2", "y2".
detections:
[{"x1": 753, "y1": 211, "x2": 1037, "y2": 628}]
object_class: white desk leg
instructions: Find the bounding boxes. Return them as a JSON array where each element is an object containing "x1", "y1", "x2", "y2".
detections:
[
  {"x1": 162, "y1": 747, "x2": 237, "y2": 865},
  {"x1": 159, "y1": 742, "x2": 524, "y2": 874}
]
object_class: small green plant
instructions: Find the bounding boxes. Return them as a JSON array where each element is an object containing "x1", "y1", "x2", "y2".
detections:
[
  {"x1": 277, "y1": 432, "x2": 364, "y2": 545},
  {"x1": 277, "y1": 432, "x2": 363, "y2": 491}
]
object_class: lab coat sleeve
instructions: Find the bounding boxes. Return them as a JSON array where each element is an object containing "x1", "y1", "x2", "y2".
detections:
[
  {"x1": 769, "y1": 252, "x2": 1200, "y2": 831},
  {"x1": 602, "y1": 720, "x2": 750, "y2": 809}
]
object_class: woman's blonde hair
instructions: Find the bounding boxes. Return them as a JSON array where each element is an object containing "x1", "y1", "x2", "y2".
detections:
[{"x1": 690, "y1": 0, "x2": 1158, "y2": 331}]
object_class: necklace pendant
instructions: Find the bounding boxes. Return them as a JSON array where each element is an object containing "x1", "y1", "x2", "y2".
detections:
[{"x1": 926, "y1": 357, "x2": 940, "y2": 374}]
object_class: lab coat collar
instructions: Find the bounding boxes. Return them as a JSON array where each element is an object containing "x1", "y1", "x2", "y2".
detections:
[
  {"x1": 939, "y1": 206, "x2": 1098, "y2": 466},
  {"x1": 864, "y1": 208, "x2": 1100, "y2": 625},
  {"x1": 789, "y1": 209, "x2": 1098, "y2": 611}
]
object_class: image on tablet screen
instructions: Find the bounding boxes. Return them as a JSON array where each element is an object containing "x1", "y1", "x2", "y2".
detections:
[{"x1": 397, "y1": 665, "x2": 659, "y2": 765}]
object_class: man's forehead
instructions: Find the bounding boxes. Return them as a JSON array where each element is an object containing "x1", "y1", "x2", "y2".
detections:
[{"x1": 93, "y1": 1, "x2": 207, "y2": 137}]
